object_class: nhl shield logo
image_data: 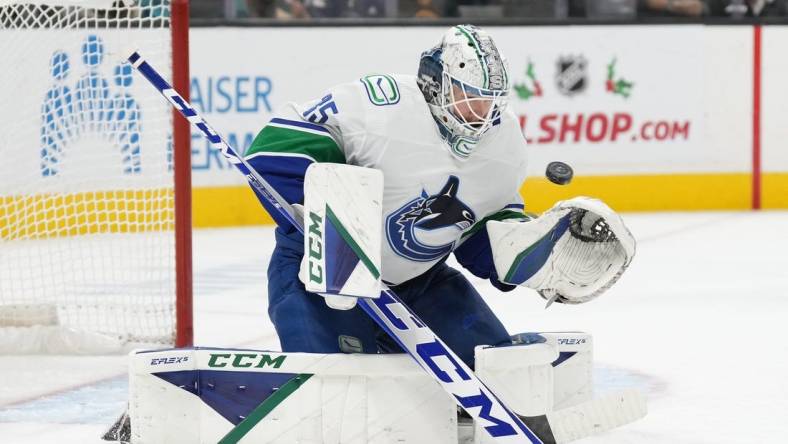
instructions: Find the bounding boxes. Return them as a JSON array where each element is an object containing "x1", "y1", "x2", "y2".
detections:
[{"x1": 555, "y1": 55, "x2": 588, "y2": 96}]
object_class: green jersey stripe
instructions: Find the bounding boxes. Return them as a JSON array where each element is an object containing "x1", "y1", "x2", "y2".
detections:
[{"x1": 246, "y1": 125, "x2": 346, "y2": 164}]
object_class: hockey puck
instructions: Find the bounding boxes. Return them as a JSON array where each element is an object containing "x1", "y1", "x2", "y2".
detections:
[{"x1": 546, "y1": 161, "x2": 574, "y2": 185}]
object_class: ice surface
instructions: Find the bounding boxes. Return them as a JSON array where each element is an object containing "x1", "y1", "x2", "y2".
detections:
[{"x1": 1, "y1": 211, "x2": 787, "y2": 443}]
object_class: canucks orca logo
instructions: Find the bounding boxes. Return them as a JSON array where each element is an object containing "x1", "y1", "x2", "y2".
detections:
[{"x1": 386, "y1": 176, "x2": 476, "y2": 262}]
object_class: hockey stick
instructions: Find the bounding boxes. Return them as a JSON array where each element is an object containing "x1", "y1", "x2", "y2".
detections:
[
  {"x1": 519, "y1": 389, "x2": 646, "y2": 443},
  {"x1": 126, "y1": 51, "x2": 645, "y2": 444}
]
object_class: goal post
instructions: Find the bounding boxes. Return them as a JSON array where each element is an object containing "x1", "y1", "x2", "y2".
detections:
[
  {"x1": 0, "y1": 0, "x2": 192, "y2": 353},
  {"x1": 171, "y1": 0, "x2": 192, "y2": 351}
]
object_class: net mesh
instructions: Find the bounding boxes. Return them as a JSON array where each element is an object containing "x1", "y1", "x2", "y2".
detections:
[{"x1": 0, "y1": 0, "x2": 177, "y2": 351}]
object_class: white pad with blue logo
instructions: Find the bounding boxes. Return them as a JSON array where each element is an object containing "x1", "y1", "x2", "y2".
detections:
[
  {"x1": 487, "y1": 197, "x2": 635, "y2": 305},
  {"x1": 128, "y1": 342, "x2": 643, "y2": 443},
  {"x1": 129, "y1": 348, "x2": 457, "y2": 444},
  {"x1": 300, "y1": 163, "x2": 383, "y2": 309}
]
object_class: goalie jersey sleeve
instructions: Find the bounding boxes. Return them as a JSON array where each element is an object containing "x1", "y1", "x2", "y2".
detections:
[
  {"x1": 244, "y1": 82, "x2": 364, "y2": 230},
  {"x1": 453, "y1": 198, "x2": 530, "y2": 291}
]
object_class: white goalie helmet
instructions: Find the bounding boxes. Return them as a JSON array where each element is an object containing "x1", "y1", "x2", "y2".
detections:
[{"x1": 417, "y1": 25, "x2": 510, "y2": 158}]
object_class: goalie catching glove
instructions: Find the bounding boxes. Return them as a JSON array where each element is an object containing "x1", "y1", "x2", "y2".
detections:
[{"x1": 487, "y1": 197, "x2": 635, "y2": 305}]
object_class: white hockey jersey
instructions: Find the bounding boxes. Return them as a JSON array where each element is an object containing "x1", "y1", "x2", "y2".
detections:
[{"x1": 246, "y1": 74, "x2": 528, "y2": 285}]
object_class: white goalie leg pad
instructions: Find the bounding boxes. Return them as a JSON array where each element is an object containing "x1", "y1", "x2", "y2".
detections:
[
  {"x1": 473, "y1": 341, "x2": 558, "y2": 444},
  {"x1": 541, "y1": 332, "x2": 594, "y2": 411},
  {"x1": 129, "y1": 348, "x2": 457, "y2": 444},
  {"x1": 129, "y1": 349, "x2": 200, "y2": 443},
  {"x1": 300, "y1": 163, "x2": 384, "y2": 310},
  {"x1": 471, "y1": 334, "x2": 645, "y2": 444},
  {"x1": 487, "y1": 196, "x2": 636, "y2": 305}
]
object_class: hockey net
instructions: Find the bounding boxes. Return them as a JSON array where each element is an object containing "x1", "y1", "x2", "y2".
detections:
[{"x1": 0, "y1": 0, "x2": 191, "y2": 353}]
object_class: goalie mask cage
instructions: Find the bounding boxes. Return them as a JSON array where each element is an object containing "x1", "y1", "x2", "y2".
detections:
[{"x1": 0, "y1": 0, "x2": 192, "y2": 353}]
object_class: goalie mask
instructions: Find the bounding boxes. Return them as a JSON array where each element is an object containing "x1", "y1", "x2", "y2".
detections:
[{"x1": 417, "y1": 25, "x2": 510, "y2": 159}]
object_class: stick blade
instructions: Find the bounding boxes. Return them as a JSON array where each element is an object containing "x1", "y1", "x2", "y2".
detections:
[
  {"x1": 518, "y1": 414, "x2": 557, "y2": 444},
  {"x1": 547, "y1": 389, "x2": 647, "y2": 443},
  {"x1": 102, "y1": 409, "x2": 131, "y2": 443}
]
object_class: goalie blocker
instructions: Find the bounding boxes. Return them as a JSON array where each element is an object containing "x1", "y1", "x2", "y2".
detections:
[
  {"x1": 299, "y1": 163, "x2": 384, "y2": 310},
  {"x1": 127, "y1": 332, "x2": 646, "y2": 443}
]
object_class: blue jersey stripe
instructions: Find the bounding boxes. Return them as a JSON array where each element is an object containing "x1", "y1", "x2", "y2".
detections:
[
  {"x1": 269, "y1": 118, "x2": 330, "y2": 134},
  {"x1": 246, "y1": 154, "x2": 314, "y2": 229}
]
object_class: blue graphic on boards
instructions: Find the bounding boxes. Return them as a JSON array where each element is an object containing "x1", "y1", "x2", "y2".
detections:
[{"x1": 41, "y1": 35, "x2": 142, "y2": 176}]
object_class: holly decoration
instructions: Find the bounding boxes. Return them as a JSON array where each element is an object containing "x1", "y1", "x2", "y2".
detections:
[
  {"x1": 606, "y1": 58, "x2": 634, "y2": 98},
  {"x1": 514, "y1": 61, "x2": 543, "y2": 100}
]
